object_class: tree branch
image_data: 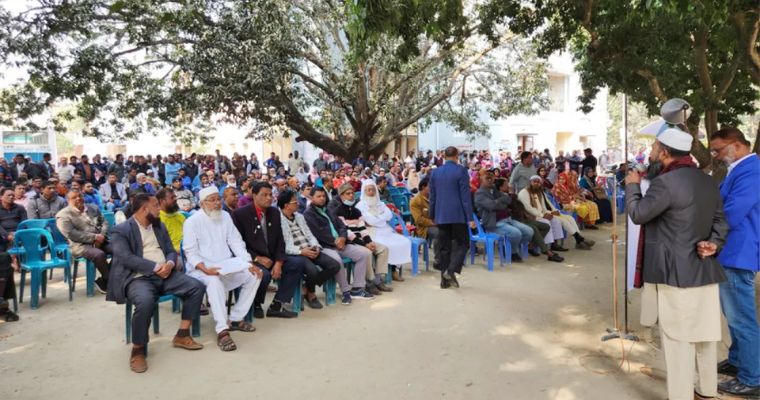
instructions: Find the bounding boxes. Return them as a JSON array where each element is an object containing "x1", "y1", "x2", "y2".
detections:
[
  {"x1": 716, "y1": 53, "x2": 741, "y2": 100},
  {"x1": 731, "y1": 9, "x2": 760, "y2": 86},
  {"x1": 112, "y1": 39, "x2": 196, "y2": 57},
  {"x1": 580, "y1": 0, "x2": 599, "y2": 49},
  {"x1": 389, "y1": 37, "x2": 504, "y2": 135},
  {"x1": 634, "y1": 69, "x2": 668, "y2": 102},
  {"x1": 692, "y1": 27, "x2": 715, "y2": 99}
]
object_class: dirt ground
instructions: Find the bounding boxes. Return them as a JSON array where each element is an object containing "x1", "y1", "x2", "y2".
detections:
[{"x1": 0, "y1": 225, "x2": 745, "y2": 400}]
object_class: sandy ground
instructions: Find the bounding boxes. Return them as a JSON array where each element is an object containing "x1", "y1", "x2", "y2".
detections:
[{"x1": 0, "y1": 224, "x2": 745, "y2": 400}]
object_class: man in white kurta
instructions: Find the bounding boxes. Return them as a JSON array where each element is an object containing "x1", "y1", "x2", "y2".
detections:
[
  {"x1": 517, "y1": 176, "x2": 595, "y2": 250},
  {"x1": 183, "y1": 186, "x2": 262, "y2": 351}
]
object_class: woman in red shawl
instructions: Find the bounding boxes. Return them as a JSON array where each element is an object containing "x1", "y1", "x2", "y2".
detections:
[{"x1": 551, "y1": 171, "x2": 600, "y2": 229}]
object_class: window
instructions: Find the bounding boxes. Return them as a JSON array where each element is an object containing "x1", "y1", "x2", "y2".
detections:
[
  {"x1": 2, "y1": 131, "x2": 49, "y2": 145},
  {"x1": 548, "y1": 75, "x2": 567, "y2": 112},
  {"x1": 516, "y1": 134, "x2": 536, "y2": 152}
]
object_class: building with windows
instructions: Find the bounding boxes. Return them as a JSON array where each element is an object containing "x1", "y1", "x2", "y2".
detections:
[
  {"x1": 1, "y1": 129, "x2": 56, "y2": 162},
  {"x1": 418, "y1": 52, "x2": 609, "y2": 155}
]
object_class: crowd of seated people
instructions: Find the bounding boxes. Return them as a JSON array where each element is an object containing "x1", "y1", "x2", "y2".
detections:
[{"x1": 0, "y1": 147, "x2": 606, "y2": 373}]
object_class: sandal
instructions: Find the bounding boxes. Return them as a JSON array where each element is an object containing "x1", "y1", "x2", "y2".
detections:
[
  {"x1": 229, "y1": 320, "x2": 256, "y2": 332},
  {"x1": 217, "y1": 330, "x2": 237, "y2": 352}
]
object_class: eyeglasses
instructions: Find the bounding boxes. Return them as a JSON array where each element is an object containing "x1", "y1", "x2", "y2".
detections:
[{"x1": 709, "y1": 142, "x2": 732, "y2": 156}]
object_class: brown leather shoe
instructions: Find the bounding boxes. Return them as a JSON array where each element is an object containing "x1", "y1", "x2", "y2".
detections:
[
  {"x1": 130, "y1": 351, "x2": 147, "y2": 373},
  {"x1": 172, "y1": 335, "x2": 204, "y2": 350},
  {"x1": 392, "y1": 271, "x2": 405, "y2": 282}
]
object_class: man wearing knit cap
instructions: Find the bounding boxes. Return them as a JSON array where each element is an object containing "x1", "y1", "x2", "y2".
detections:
[
  {"x1": 626, "y1": 128, "x2": 728, "y2": 400},
  {"x1": 183, "y1": 185, "x2": 263, "y2": 352}
]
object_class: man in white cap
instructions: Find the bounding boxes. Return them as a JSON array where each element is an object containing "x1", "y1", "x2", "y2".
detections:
[
  {"x1": 129, "y1": 172, "x2": 157, "y2": 195},
  {"x1": 183, "y1": 185, "x2": 264, "y2": 352},
  {"x1": 626, "y1": 128, "x2": 728, "y2": 400},
  {"x1": 517, "y1": 175, "x2": 595, "y2": 250}
]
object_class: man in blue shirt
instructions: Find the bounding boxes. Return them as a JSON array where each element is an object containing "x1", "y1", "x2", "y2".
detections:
[
  {"x1": 82, "y1": 181, "x2": 104, "y2": 210},
  {"x1": 164, "y1": 155, "x2": 181, "y2": 186},
  {"x1": 708, "y1": 128, "x2": 760, "y2": 398},
  {"x1": 429, "y1": 146, "x2": 476, "y2": 289}
]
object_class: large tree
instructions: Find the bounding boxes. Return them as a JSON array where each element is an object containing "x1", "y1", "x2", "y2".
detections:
[
  {"x1": 0, "y1": 0, "x2": 548, "y2": 159},
  {"x1": 481, "y1": 0, "x2": 760, "y2": 169}
]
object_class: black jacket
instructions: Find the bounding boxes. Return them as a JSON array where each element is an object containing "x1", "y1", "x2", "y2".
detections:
[
  {"x1": 303, "y1": 204, "x2": 347, "y2": 249},
  {"x1": 107, "y1": 218, "x2": 177, "y2": 304},
  {"x1": 231, "y1": 205, "x2": 287, "y2": 266},
  {"x1": 327, "y1": 197, "x2": 373, "y2": 245}
]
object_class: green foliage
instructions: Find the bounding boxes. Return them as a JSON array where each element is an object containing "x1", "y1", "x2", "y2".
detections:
[
  {"x1": 519, "y1": 0, "x2": 759, "y2": 135},
  {"x1": 0, "y1": 0, "x2": 549, "y2": 159}
]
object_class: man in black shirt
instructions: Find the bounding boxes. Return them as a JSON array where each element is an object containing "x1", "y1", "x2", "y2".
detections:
[
  {"x1": 581, "y1": 148, "x2": 598, "y2": 174},
  {"x1": 0, "y1": 187, "x2": 25, "y2": 322}
]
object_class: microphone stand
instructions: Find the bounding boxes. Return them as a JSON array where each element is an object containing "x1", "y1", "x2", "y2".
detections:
[{"x1": 602, "y1": 94, "x2": 639, "y2": 342}]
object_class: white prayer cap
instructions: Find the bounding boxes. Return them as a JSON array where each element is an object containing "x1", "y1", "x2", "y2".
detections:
[
  {"x1": 529, "y1": 175, "x2": 542, "y2": 181},
  {"x1": 136, "y1": 173, "x2": 146, "y2": 179},
  {"x1": 198, "y1": 185, "x2": 220, "y2": 202},
  {"x1": 657, "y1": 128, "x2": 693, "y2": 152},
  {"x1": 361, "y1": 179, "x2": 378, "y2": 194},
  {"x1": 660, "y1": 98, "x2": 691, "y2": 125}
]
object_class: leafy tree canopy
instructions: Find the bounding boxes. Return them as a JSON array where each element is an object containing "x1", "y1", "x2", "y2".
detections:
[
  {"x1": 0, "y1": 0, "x2": 550, "y2": 159},
  {"x1": 493, "y1": 0, "x2": 760, "y2": 167}
]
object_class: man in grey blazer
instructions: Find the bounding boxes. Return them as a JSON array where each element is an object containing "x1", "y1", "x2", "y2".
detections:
[
  {"x1": 626, "y1": 128, "x2": 728, "y2": 400},
  {"x1": 107, "y1": 193, "x2": 206, "y2": 373},
  {"x1": 56, "y1": 190, "x2": 112, "y2": 293}
]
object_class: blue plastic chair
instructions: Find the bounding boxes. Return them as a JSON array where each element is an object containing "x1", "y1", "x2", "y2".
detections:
[
  {"x1": 44, "y1": 219, "x2": 72, "y2": 279},
  {"x1": 468, "y1": 214, "x2": 508, "y2": 271},
  {"x1": 17, "y1": 219, "x2": 50, "y2": 230},
  {"x1": 391, "y1": 194, "x2": 412, "y2": 222},
  {"x1": 16, "y1": 229, "x2": 72, "y2": 309},
  {"x1": 389, "y1": 213, "x2": 428, "y2": 276},
  {"x1": 72, "y1": 257, "x2": 97, "y2": 297},
  {"x1": 324, "y1": 276, "x2": 337, "y2": 305},
  {"x1": 102, "y1": 211, "x2": 116, "y2": 231},
  {"x1": 11, "y1": 219, "x2": 50, "y2": 261}
]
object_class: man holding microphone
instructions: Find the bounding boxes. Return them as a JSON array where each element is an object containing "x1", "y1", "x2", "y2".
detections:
[{"x1": 626, "y1": 128, "x2": 728, "y2": 400}]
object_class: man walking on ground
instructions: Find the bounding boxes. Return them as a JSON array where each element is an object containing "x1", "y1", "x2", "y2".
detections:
[
  {"x1": 429, "y1": 146, "x2": 476, "y2": 289},
  {"x1": 627, "y1": 128, "x2": 728, "y2": 400}
]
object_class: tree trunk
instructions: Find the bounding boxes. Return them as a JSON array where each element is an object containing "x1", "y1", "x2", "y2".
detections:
[{"x1": 686, "y1": 113, "x2": 725, "y2": 181}]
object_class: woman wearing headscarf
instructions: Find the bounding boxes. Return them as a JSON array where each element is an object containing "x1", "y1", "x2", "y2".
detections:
[
  {"x1": 405, "y1": 165, "x2": 421, "y2": 194},
  {"x1": 295, "y1": 167, "x2": 309, "y2": 184},
  {"x1": 579, "y1": 167, "x2": 613, "y2": 223},
  {"x1": 355, "y1": 180, "x2": 412, "y2": 273},
  {"x1": 551, "y1": 171, "x2": 601, "y2": 229},
  {"x1": 537, "y1": 166, "x2": 553, "y2": 190}
]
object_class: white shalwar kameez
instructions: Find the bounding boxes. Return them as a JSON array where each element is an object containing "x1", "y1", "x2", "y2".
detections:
[
  {"x1": 356, "y1": 180, "x2": 412, "y2": 265},
  {"x1": 183, "y1": 210, "x2": 260, "y2": 333}
]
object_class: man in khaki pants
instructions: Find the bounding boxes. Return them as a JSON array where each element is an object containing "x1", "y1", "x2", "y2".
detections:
[{"x1": 627, "y1": 128, "x2": 728, "y2": 400}]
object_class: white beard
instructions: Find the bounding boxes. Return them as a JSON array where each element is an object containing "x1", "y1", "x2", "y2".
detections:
[{"x1": 203, "y1": 208, "x2": 222, "y2": 221}]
